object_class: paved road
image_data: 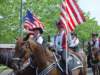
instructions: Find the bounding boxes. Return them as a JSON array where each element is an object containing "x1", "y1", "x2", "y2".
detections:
[
  {"x1": 0, "y1": 68, "x2": 93, "y2": 75},
  {"x1": 0, "y1": 69, "x2": 13, "y2": 75},
  {"x1": 87, "y1": 68, "x2": 93, "y2": 75}
]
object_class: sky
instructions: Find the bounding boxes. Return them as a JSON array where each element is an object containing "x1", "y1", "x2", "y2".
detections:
[{"x1": 78, "y1": 0, "x2": 100, "y2": 25}]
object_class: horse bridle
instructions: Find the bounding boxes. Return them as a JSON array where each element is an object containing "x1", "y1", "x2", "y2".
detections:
[
  {"x1": 12, "y1": 41, "x2": 34, "y2": 71},
  {"x1": 24, "y1": 41, "x2": 39, "y2": 67}
]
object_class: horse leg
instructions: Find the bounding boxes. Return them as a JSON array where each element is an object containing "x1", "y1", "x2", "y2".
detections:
[
  {"x1": 98, "y1": 65, "x2": 100, "y2": 75},
  {"x1": 96, "y1": 64, "x2": 100, "y2": 75},
  {"x1": 92, "y1": 64, "x2": 97, "y2": 75},
  {"x1": 72, "y1": 69, "x2": 80, "y2": 75},
  {"x1": 95, "y1": 65, "x2": 99, "y2": 75},
  {"x1": 80, "y1": 67, "x2": 87, "y2": 75},
  {"x1": 82, "y1": 54, "x2": 87, "y2": 75},
  {"x1": 75, "y1": 51, "x2": 87, "y2": 75}
]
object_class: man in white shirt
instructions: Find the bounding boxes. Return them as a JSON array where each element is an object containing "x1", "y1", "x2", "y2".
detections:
[
  {"x1": 68, "y1": 32, "x2": 79, "y2": 51},
  {"x1": 32, "y1": 27, "x2": 44, "y2": 44},
  {"x1": 48, "y1": 20, "x2": 67, "y2": 61},
  {"x1": 68, "y1": 32, "x2": 83, "y2": 61},
  {"x1": 88, "y1": 33, "x2": 100, "y2": 49},
  {"x1": 23, "y1": 25, "x2": 44, "y2": 49},
  {"x1": 23, "y1": 26, "x2": 44, "y2": 45}
]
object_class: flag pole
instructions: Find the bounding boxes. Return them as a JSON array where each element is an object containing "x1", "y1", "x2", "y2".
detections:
[
  {"x1": 20, "y1": 0, "x2": 23, "y2": 36},
  {"x1": 60, "y1": 0, "x2": 69, "y2": 74}
]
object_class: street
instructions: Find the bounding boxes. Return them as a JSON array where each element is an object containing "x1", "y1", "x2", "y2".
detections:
[
  {"x1": 87, "y1": 68, "x2": 93, "y2": 75},
  {"x1": 0, "y1": 68, "x2": 93, "y2": 75}
]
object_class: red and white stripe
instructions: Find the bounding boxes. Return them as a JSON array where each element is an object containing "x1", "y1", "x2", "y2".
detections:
[
  {"x1": 60, "y1": 0, "x2": 85, "y2": 32},
  {"x1": 32, "y1": 15, "x2": 44, "y2": 30},
  {"x1": 24, "y1": 14, "x2": 44, "y2": 30}
]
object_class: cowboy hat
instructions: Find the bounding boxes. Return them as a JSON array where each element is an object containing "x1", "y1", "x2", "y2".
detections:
[{"x1": 32, "y1": 27, "x2": 43, "y2": 34}]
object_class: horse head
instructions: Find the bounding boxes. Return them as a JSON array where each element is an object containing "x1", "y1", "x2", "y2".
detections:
[
  {"x1": 14, "y1": 38, "x2": 62, "y2": 75},
  {"x1": 12, "y1": 37, "x2": 28, "y2": 71},
  {"x1": 15, "y1": 37, "x2": 25, "y2": 57},
  {"x1": 26, "y1": 39, "x2": 54, "y2": 63},
  {"x1": 22, "y1": 39, "x2": 63, "y2": 75}
]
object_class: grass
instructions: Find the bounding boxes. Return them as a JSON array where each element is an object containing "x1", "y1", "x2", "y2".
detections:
[{"x1": 0, "y1": 64, "x2": 9, "y2": 73}]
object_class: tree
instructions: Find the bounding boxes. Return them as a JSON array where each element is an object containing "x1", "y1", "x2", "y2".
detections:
[
  {"x1": 0, "y1": 0, "x2": 100, "y2": 43},
  {"x1": 0, "y1": 0, "x2": 61, "y2": 43},
  {"x1": 75, "y1": 13, "x2": 100, "y2": 42}
]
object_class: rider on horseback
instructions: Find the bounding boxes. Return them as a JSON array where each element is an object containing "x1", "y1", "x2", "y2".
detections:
[
  {"x1": 67, "y1": 32, "x2": 84, "y2": 74},
  {"x1": 68, "y1": 32, "x2": 83, "y2": 61},
  {"x1": 23, "y1": 23, "x2": 44, "y2": 45},
  {"x1": 68, "y1": 32, "x2": 79, "y2": 51},
  {"x1": 88, "y1": 32, "x2": 99, "y2": 48},
  {"x1": 53, "y1": 20, "x2": 67, "y2": 60},
  {"x1": 23, "y1": 10, "x2": 44, "y2": 45},
  {"x1": 20, "y1": 13, "x2": 44, "y2": 69},
  {"x1": 87, "y1": 32, "x2": 99, "y2": 67},
  {"x1": 48, "y1": 20, "x2": 67, "y2": 74}
]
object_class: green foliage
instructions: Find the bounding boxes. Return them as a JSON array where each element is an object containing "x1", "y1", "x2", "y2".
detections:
[
  {"x1": 0, "y1": 0, "x2": 61, "y2": 43},
  {"x1": 0, "y1": 0, "x2": 100, "y2": 43},
  {"x1": 0, "y1": 0, "x2": 21, "y2": 43},
  {"x1": 75, "y1": 17, "x2": 100, "y2": 41}
]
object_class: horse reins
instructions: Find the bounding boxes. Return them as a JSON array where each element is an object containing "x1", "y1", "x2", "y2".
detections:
[{"x1": 36, "y1": 52, "x2": 63, "y2": 75}]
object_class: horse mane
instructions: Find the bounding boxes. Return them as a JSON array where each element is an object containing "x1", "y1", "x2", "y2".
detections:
[
  {"x1": 28, "y1": 40, "x2": 54, "y2": 64},
  {"x1": 15, "y1": 37, "x2": 25, "y2": 57}
]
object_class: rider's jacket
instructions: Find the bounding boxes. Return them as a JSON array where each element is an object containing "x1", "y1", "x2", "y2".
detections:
[
  {"x1": 69, "y1": 37, "x2": 79, "y2": 48},
  {"x1": 68, "y1": 35, "x2": 80, "y2": 52},
  {"x1": 53, "y1": 30, "x2": 67, "y2": 52}
]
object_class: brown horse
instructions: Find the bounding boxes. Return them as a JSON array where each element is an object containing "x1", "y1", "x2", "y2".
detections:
[
  {"x1": 23, "y1": 39, "x2": 87, "y2": 75},
  {"x1": 0, "y1": 37, "x2": 36, "y2": 75},
  {"x1": 14, "y1": 37, "x2": 87, "y2": 75},
  {"x1": 91, "y1": 48, "x2": 100, "y2": 75},
  {"x1": 77, "y1": 49, "x2": 87, "y2": 75},
  {"x1": 10, "y1": 37, "x2": 36, "y2": 75},
  {"x1": 68, "y1": 47, "x2": 87, "y2": 75},
  {"x1": 20, "y1": 39, "x2": 63, "y2": 75}
]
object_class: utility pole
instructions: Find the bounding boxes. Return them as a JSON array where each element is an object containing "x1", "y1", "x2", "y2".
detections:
[
  {"x1": 19, "y1": 0, "x2": 26, "y2": 36},
  {"x1": 19, "y1": 0, "x2": 23, "y2": 36}
]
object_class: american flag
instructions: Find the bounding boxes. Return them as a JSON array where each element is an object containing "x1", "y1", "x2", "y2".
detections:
[
  {"x1": 23, "y1": 10, "x2": 44, "y2": 30},
  {"x1": 60, "y1": 0, "x2": 85, "y2": 32},
  {"x1": 59, "y1": 1, "x2": 85, "y2": 74}
]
